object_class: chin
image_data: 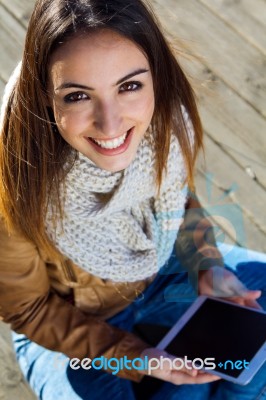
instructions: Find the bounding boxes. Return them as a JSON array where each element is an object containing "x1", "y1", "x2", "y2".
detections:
[
  {"x1": 95, "y1": 155, "x2": 134, "y2": 173},
  {"x1": 99, "y1": 162, "x2": 130, "y2": 173}
]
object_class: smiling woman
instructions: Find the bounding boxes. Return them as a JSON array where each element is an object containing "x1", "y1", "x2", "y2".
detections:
[
  {"x1": 0, "y1": 0, "x2": 265, "y2": 400},
  {"x1": 48, "y1": 30, "x2": 155, "y2": 171}
]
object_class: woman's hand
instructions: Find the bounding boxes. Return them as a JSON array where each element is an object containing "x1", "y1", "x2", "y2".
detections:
[
  {"x1": 198, "y1": 266, "x2": 262, "y2": 309},
  {"x1": 139, "y1": 347, "x2": 221, "y2": 385}
]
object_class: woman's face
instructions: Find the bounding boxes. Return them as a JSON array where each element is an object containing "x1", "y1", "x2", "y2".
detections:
[{"x1": 48, "y1": 29, "x2": 155, "y2": 172}]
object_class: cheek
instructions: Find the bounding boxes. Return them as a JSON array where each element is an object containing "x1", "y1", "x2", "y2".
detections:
[
  {"x1": 147, "y1": 94, "x2": 155, "y2": 117},
  {"x1": 133, "y1": 92, "x2": 155, "y2": 123},
  {"x1": 52, "y1": 103, "x2": 67, "y2": 131},
  {"x1": 53, "y1": 108, "x2": 89, "y2": 138}
]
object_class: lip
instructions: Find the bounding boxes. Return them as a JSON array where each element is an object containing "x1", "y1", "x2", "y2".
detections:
[{"x1": 85, "y1": 128, "x2": 134, "y2": 156}]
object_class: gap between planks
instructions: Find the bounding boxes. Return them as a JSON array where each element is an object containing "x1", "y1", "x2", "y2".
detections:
[{"x1": 152, "y1": 0, "x2": 266, "y2": 119}]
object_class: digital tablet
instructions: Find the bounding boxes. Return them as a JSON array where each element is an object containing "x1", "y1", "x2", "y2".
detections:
[{"x1": 155, "y1": 296, "x2": 266, "y2": 385}]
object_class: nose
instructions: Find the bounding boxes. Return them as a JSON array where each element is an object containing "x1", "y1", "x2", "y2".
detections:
[{"x1": 93, "y1": 99, "x2": 123, "y2": 138}]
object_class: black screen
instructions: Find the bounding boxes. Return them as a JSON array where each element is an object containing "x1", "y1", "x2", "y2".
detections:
[{"x1": 165, "y1": 298, "x2": 266, "y2": 378}]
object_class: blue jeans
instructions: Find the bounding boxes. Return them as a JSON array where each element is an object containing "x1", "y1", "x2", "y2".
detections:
[{"x1": 12, "y1": 244, "x2": 266, "y2": 400}]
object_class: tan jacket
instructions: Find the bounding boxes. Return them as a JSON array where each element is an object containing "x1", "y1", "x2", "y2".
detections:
[{"x1": 0, "y1": 197, "x2": 224, "y2": 382}]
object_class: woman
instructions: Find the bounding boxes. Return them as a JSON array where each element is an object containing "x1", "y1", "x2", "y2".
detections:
[{"x1": 0, "y1": 0, "x2": 265, "y2": 399}]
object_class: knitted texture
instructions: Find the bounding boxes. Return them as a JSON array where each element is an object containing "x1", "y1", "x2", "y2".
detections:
[{"x1": 46, "y1": 131, "x2": 188, "y2": 282}]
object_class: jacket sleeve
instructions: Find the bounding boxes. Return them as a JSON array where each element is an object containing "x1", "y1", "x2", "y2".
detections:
[
  {"x1": 0, "y1": 221, "x2": 148, "y2": 382},
  {"x1": 175, "y1": 194, "x2": 225, "y2": 291}
]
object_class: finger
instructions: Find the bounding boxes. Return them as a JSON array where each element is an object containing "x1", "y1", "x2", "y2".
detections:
[
  {"x1": 231, "y1": 290, "x2": 262, "y2": 303},
  {"x1": 182, "y1": 368, "x2": 198, "y2": 377},
  {"x1": 170, "y1": 370, "x2": 221, "y2": 385},
  {"x1": 225, "y1": 296, "x2": 245, "y2": 305},
  {"x1": 244, "y1": 298, "x2": 262, "y2": 310},
  {"x1": 223, "y1": 279, "x2": 247, "y2": 297},
  {"x1": 242, "y1": 290, "x2": 261, "y2": 299},
  {"x1": 221, "y1": 295, "x2": 262, "y2": 310},
  {"x1": 223, "y1": 289, "x2": 261, "y2": 301},
  {"x1": 178, "y1": 366, "x2": 198, "y2": 377},
  {"x1": 169, "y1": 358, "x2": 198, "y2": 377},
  {"x1": 212, "y1": 270, "x2": 246, "y2": 298},
  {"x1": 192, "y1": 373, "x2": 221, "y2": 384}
]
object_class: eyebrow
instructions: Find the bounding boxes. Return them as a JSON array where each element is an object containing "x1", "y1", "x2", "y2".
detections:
[{"x1": 55, "y1": 68, "x2": 149, "y2": 91}]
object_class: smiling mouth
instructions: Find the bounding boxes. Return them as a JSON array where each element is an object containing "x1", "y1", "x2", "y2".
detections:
[{"x1": 88, "y1": 129, "x2": 132, "y2": 150}]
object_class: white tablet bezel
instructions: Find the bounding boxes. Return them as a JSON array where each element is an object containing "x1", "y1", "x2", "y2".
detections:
[{"x1": 156, "y1": 295, "x2": 266, "y2": 385}]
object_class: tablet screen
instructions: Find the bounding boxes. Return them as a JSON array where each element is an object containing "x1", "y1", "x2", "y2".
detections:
[{"x1": 165, "y1": 298, "x2": 266, "y2": 378}]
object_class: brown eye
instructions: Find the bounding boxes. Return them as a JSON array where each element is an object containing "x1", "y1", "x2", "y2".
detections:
[
  {"x1": 119, "y1": 81, "x2": 143, "y2": 93},
  {"x1": 64, "y1": 92, "x2": 89, "y2": 103}
]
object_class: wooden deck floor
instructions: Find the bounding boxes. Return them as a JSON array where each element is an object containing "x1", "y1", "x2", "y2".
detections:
[{"x1": 0, "y1": 0, "x2": 265, "y2": 398}]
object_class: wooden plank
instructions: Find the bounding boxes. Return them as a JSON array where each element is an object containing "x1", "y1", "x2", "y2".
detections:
[
  {"x1": 199, "y1": 0, "x2": 266, "y2": 55},
  {"x1": 195, "y1": 171, "x2": 266, "y2": 252},
  {"x1": 0, "y1": 5, "x2": 25, "y2": 82},
  {"x1": 0, "y1": 4, "x2": 26, "y2": 44},
  {"x1": 0, "y1": 322, "x2": 37, "y2": 399},
  {"x1": 0, "y1": 78, "x2": 5, "y2": 100},
  {"x1": 0, "y1": 0, "x2": 35, "y2": 28},
  {"x1": 0, "y1": 382, "x2": 37, "y2": 400},
  {"x1": 196, "y1": 134, "x2": 266, "y2": 239},
  {"x1": 180, "y1": 57, "x2": 266, "y2": 189},
  {"x1": 152, "y1": 0, "x2": 266, "y2": 118},
  {"x1": 239, "y1": 0, "x2": 266, "y2": 28}
]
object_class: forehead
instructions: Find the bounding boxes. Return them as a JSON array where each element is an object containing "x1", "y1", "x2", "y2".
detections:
[{"x1": 48, "y1": 30, "x2": 150, "y2": 86}]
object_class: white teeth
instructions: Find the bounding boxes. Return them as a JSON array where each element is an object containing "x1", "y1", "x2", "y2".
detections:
[{"x1": 92, "y1": 132, "x2": 128, "y2": 149}]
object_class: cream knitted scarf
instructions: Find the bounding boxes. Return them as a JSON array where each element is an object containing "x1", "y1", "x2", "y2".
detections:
[{"x1": 46, "y1": 130, "x2": 188, "y2": 282}]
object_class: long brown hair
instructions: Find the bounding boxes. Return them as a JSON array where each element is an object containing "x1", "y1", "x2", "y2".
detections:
[{"x1": 0, "y1": 0, "x2": 203, "y2": 258}]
